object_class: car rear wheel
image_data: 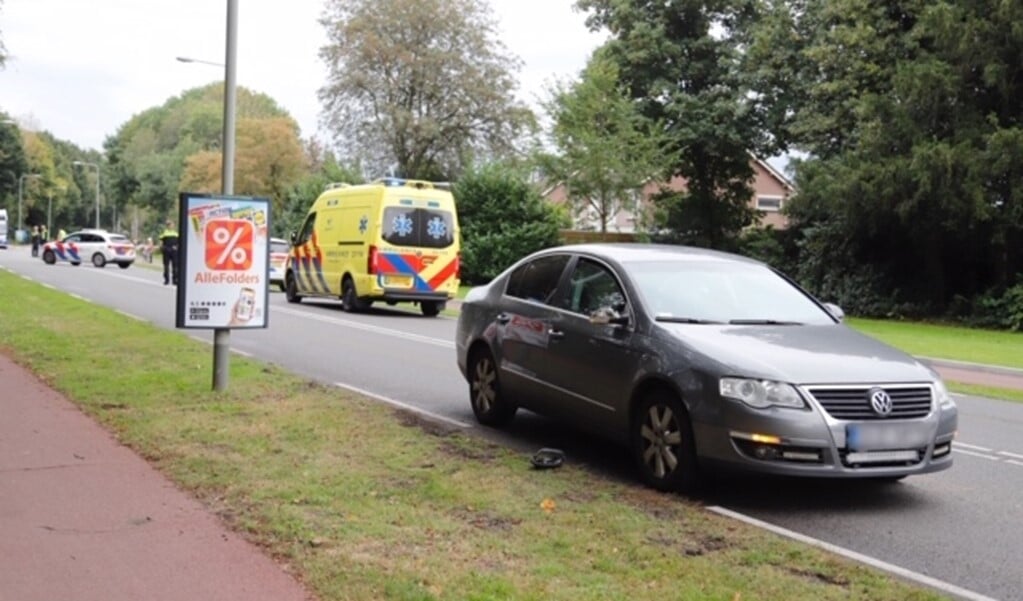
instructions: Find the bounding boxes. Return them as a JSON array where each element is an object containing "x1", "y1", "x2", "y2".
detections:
[
  {"x1": 42, "y1": 249, "x2": 56, "y2": 264},
  {"x1": 420, "y1": 300, "x2": 444, "y2": 317},
  {"x1": 92, "y1": 253, "x2": 106, "y2": 268},
  {"x1": 631, "y1": 390, "x2": 701, "y2": 493},
  {"x1": 118, "y1": 262, "x2": 131, "y2": 270},
  {"x1": 285, "y1": 273, "x2": 303, "y2": 304},
  {"x1": 341, "y1": 277, "x2": 371, "y2": 312},
  {"x1": 468, "y1": 348, "x2": 516, "y2": 427}
]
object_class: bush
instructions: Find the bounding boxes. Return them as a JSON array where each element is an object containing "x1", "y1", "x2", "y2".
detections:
[{"x1": 454, "y1": 164, "x2": 567, "y2": 284}]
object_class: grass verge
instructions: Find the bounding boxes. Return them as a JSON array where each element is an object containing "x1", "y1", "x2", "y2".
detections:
[{"x1": 0, "y1": 270, "x2": 947, "y2": 601}]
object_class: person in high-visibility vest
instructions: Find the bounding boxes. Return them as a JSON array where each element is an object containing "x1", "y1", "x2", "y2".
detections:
[{"x1": 159, "y1": 220, "x2": 180, "y2": 285}]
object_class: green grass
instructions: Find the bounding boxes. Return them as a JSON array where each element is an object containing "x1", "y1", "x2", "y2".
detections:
[
  {"x1": 846, "y1": 317, "x2": 1023, "y2": 369},
  {"x1": 0, "y1": 269, "x2": 948, "y2": 601}
]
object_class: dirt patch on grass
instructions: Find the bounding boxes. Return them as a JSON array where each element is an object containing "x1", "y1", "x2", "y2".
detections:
[
  {"x1": 394, "y1": 409, "x2": 461, "y2": 437},
  {"x1": 452, "y1": 506, "x2": 521, "y2": 532},
  {"x1": 436, "y1": 437, "x2": 500, "y2": 462},
  {"x1": 786, "y1": 566, "x2": 851, "y2": 587}
]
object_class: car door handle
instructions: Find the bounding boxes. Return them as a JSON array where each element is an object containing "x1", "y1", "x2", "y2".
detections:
[
  {"x1": 496, "y1": 313, "x2": 511, "y2": 324},
  {"x1": 548, "y1": 328, "x2": 565, "y2": 340}
]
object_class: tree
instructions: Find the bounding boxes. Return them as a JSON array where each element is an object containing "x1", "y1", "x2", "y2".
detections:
[
  {"x1": 541, "y1": 52, "x2": 667, "y2": 233},
  {"x1": 774, "y1": 0, "x2": 1023, "y2": 315},
  {"x1": 454, "y1": 163, "x2": 568, "y2": 284},
  {"x1": 0, "y1": 113, "x2": 29, "y2": 216},
  {"x1": 105, "y1": 83, "x2": 303, "y2": 232},
  {"x1": 180, "y1": 116, "x2": 306, "y2": 219},
  {"x1": 318, "y1": 0, "x2": 536, "y2": 180},
  {"x1": 576, "y1": 0, "x2": 778, "y2": 248},
  {"x1": 0, "y1": 0, "x2": 7, "y2": 69}
]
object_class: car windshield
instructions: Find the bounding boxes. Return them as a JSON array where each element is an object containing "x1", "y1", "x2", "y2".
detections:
[{"x1": 626, "y1": 259, "x2": 835, "y2": 325}]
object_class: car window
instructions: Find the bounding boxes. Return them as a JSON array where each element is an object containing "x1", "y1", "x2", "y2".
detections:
[
  {"x1": 295, "y1": 213, "x2": 316, "y2": 245},
  {"x1": 381, "y1": 207, "x2": 455, "y2": 249},
  {"x1": 270, "y1": 240, "x2": 290, "y2": 254},
  {"x1": 81, "y1": 233, "x2": 103, "y2": 243},
  {"x1": 628, "y1": 260, "x2": 834, "y2": 325},
  {"x1": 559, "y1": 258, "x2": 626, "y2": 316},
  {"x1": 505, "y1": 254, "x2": 570, "y2": 305},
  {"x1": 65, "y1": 234, "x2": 82, "y2": 243},
  {"x1": 109, "y1": 235, "x2": 131, "y2": 243}
]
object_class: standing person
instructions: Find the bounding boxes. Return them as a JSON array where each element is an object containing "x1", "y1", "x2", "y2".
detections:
[
  {"x1": 30, "y1": 225, "x2": 40, "y2": 257},
  {"x1": 144, "y1": 237, "x2": 155, "y2": 263},
  {"x1": 40, "y1": 224, "x2": 48, "y2": 243},
  {"x1": 159, "y1": 220, "x2": 180, "y2": 285},
  {"x1": 57, "y1": 227, "x2": 67, "y2": 241}
]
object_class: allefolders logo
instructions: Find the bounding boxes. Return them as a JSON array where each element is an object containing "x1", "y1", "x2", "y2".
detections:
[{"x1": 205, "y1": 218, "x2": 254, "y2": 271}]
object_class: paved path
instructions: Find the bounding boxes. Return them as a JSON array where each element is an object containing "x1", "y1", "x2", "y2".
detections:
[{"x1": 0, "y1": 352, "x2": 315, "y2": 601}]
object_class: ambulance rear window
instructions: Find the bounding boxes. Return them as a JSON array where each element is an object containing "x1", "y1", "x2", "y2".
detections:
[{"x1": 382, "y1": 207, "x2": 455, "y2": 248}]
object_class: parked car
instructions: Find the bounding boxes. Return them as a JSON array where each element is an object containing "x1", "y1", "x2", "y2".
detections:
[
  {"x1": 41, "y1": 229, "x2": 136, "y2": 269},
  {"x1": 269, "y1": 237, "x2": 289, "y2": 291},
  {"x1": 455, "y1": 244, "x2": 958, "y2": 492}
]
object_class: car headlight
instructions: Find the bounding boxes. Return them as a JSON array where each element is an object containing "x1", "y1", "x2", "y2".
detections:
[
  {"x1": 720, "y1": 377, "x2": 806, "y2": 409},
  {"x1": 934, "y1": 379, "x2": 956, "y2": 410}
]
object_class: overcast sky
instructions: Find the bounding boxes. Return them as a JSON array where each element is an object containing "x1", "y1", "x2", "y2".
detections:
[{"x1": 0, "y1": 0, "x2": 605, "y2": 152}]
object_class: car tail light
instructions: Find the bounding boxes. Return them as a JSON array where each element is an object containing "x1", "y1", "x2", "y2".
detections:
[{"x1": 368, "y1": 245, "x2": 379, "y2": 275}]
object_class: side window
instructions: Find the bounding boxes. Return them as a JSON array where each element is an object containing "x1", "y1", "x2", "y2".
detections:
[
  {"x1": 505, "y1": 255, "x2": 570, "y2": 305},
  {"x1": 561, "y1": 258, "x2": 626, "y2": 316},
  {"x1": 295, "y1": 213, "x2": 316, "y2": 245},
  {"x1": 66, "y1": 234, "x2": 82, "y2": 243}
]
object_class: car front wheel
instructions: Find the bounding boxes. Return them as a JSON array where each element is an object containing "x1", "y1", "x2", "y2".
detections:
[
  {"x1": 468, "y1": 348, "x2": 516, "y2": 427},
  {"x1": 42, "y1": 249, "x2": 56, "y2": 264},
  {"x1": 631, "y1": 390, "x2": 701, "y2": 493}
]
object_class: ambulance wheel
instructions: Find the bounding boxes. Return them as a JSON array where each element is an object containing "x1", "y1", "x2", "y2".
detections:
[
  {"x1": 285, "y1": 273, "x2": 303, "y2": 304},
  {"x1": 341, "y1": 277, "x2": 371, "y2": 312},
  {"x1": 420, "y1": 300, "x2": 444, "y2": 317},
  {"x1": 42, "y1": 250, "x2": 56, "y2": 264}
]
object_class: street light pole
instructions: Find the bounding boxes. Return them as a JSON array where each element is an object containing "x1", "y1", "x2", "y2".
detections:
[
  {"x1": 73, "y1": 160, "x2": 101, "y2": 229},
  {"x1": 18, "y1": 173, "x2": 40, "y2": 240},
  {"x1": 212, "y1": 0, "x2": 239, "y2": 391}
]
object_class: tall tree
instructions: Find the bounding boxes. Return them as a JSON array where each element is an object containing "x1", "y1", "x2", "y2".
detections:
[
  {"x1": 576, "y1": 0, "x2": 777, "y2": 248},
  {"x1": 0, "y1": 0, "x2": 7, "y2": 69},
  {"x1": 541, "y1": 52, "x2": 667, "y2": 233},
  {"x1": 776, "y1": 0, "x2": 1023, "y2": 313},
  {"x1": 318, "y1": 0, "x2": 536, "y2": 180}
]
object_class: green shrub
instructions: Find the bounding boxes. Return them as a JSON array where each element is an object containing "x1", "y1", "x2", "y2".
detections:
[{"x1": 454, "y1": 164, "x2": 566, "y2": 284}]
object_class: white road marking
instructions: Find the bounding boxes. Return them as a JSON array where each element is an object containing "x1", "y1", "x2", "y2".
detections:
[
  {"x1": 708, "y1": 506, "x2": 1000, "y2": 601},
  {"x1": 1007, "y1": 460, "x2": 1023, "y2": 468},
  {"x1": 333, "y1": 381, "x2": 470, "y2": 429},
  {"x1": 68, "y1": 293, "x2": 89, "y2": 302},
  {"x1": 954, "y1": 441, "x2": 993, "y2": 452},
  {"x1": 952, "y1": 448, "x2": 1001, "y2": 461},
  {"x1": 997, "y1": 450, "x2": 1023, "y2": 461},
  {"x1": 115, "y1": 310, "x2": 146, "y2": 322},
  {"x1": 274, "y1": 305, "x2": 454, "y2": 349}
]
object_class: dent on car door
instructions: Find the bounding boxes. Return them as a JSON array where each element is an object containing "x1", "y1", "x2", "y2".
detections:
[
  {"x1": 493, "y1": 254, "x2": 570, "y2": 407},
  {"x1": 544, "y1": 257, "x2": 639, "y2": 431}
]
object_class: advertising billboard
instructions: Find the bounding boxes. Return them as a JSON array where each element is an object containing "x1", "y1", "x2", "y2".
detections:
[{"x1": 176, "y1": 193, "x2": 270, "y2": 329}]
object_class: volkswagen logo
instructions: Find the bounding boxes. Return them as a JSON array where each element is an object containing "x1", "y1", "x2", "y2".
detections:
[{"x1": 868, "y1": 387, "x2": 893, "y2": 417}]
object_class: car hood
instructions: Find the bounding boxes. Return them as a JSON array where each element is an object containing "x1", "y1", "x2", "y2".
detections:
[{"x1": 659, "y1": 323, "x2": 936, "y2": 384}]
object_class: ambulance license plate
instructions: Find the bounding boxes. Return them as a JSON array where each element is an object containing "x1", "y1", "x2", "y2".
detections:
[{"x1": 383, "y1": 275, "x2": 412, "y2": 288}]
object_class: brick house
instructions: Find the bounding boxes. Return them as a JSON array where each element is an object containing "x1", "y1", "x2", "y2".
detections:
[{"x1": 545, "y1": 157, "x2": 795, "y2": 233}]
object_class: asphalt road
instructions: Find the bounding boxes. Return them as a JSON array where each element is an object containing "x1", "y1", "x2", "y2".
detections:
[{"x1": 3, "y1": 247, "x2": 1021, "y2": 601}]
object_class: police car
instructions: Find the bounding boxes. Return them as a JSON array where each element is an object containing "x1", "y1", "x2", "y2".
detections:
[
  {"x1": 41, "y1": 229, "x2": 136, "y2": 268},
  {"x1": 269, "y1": 237, "x2": 289, "y2": 291}
]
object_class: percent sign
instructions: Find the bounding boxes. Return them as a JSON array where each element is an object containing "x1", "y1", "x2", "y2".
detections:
[{"x1": 205, "y1": 219, "x2": 254, "y2": 271}]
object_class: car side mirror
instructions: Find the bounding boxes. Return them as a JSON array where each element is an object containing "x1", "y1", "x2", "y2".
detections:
[{"x1": 823, "y1": 302, "x2": 845, "y2": 322}]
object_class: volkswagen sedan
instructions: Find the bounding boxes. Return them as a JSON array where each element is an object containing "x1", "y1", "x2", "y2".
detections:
[{"x1": 455, "y1": 244, "x2": 958, "y2": 492}]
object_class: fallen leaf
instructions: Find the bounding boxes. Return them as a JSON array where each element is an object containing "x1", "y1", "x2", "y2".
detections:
[{"x1": 540, "y1": 498, "x2": 556, "y2": 513}]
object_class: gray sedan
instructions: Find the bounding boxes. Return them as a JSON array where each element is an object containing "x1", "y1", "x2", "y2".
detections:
[{"x1": 455, "y1": 244, "x2": 958, "y2": 492}]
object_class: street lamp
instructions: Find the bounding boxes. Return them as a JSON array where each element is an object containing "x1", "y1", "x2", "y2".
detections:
[
  {"x1": 175, "y1": 56, "x2": 224, "y2": 67},
  {"x1": 18, "y1": 173, "x2": 40, "y2": 241},
  {"x1": 73, "y1": 160, "x2": 101, "y2": 229}
]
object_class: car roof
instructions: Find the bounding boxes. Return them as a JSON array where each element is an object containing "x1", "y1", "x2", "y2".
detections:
[{"x1": 539, "y1": 243, "x2": 764, "y2": 266}]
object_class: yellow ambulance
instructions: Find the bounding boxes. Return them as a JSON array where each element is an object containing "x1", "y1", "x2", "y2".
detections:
[{"x1": 285, "y1": 178, "x2": 460, "y2": 317}]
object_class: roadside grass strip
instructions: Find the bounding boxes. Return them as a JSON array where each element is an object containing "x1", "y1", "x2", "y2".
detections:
[{"x1": 0, "y1": 270, "x2": 949, "y2": 601}]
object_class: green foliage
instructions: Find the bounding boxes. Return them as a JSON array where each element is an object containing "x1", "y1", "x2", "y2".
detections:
[
  {"x1": 540, "y1": 51, "x2": 667, "y2": 233},
  {"x1": 453, "y1": 164, "x2": 566, "y2": 284},
  {"x1": 0, "y1": 113, "x2": 28, "y2": 216},
  {"x1": 276, "y1": 159, "x2": 364, "y2": 239},
  {"x1": 768, "y1": 0, "x2": 1023, "y2": 322},
  {"x1": 104, "y1": 83, "x2": 303, "y2": 236},
  {"x1": 319, "y1": 0, "x2": 537, "y2": 180},
  {"x1": 577, "y1": 0, "x2": 775, "y2": 247}
]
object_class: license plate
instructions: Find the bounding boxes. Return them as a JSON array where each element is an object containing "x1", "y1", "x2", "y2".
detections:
[
  {"x1": 383, "y1": 275, "x2": 412, "y2": 288},
  {"x1": 846, "y1": 422, "x2": 932, "y2": 451}
]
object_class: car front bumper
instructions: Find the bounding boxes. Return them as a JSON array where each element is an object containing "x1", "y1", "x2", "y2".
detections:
[{"x1": 694, "y1": 392, "x2": 958, "y2": 478}]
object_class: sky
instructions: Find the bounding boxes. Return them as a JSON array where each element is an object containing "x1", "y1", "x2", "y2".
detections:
[{"x1": 0, "y1": 0, "x2": 605, "y2": 153}]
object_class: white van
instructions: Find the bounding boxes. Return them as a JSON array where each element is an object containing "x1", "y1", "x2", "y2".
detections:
[{"x1": 0, "y1": 209, "x2": 9, "y2": 248}]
